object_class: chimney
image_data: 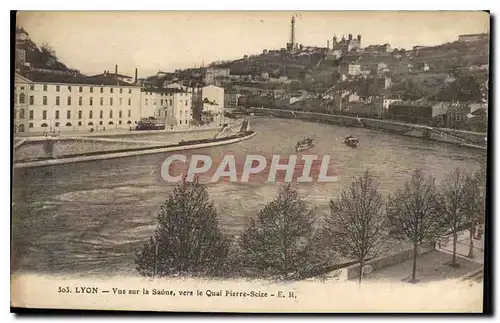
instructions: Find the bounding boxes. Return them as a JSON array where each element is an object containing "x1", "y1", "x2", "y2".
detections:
[
  {"x1": 357, "y1": 34, "x2": 361, "y2": 42},
  {"x1": 135, "y1": 68, "x2": 138, "y2": 84},
  {"x1": 115, "y1": 65, "x2": 118, "y2": 75},
  {"x1": 348, "y1": 34, "x2": 353, "y2": 40},
  {"x1": 327, "y1": 40, "x2": 330, "y2": 50}
]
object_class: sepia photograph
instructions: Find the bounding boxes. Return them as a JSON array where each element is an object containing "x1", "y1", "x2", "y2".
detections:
[{"x1": 10, "y1": 10, "x2": 490, "y2": 313}]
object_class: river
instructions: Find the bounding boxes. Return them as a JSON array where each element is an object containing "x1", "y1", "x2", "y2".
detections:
[{"x1": 12, "y1": 116, "x2": 485, "y2": 277}]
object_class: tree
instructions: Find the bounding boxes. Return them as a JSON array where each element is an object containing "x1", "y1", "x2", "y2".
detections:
[
  {"x1": 239, "y1": 184, "x2": 320, "y2": 280},
  {"x1": 323, "y1": 170, "x2": 387, "y2": 284},
  {"x1": 463, "y1": 164, "x2": 487, "y2": 258},
  {"x1": 438, "y1": 168, "x2": 470, "y2": 267},
  {"x1": 386, "y1": 169, "x2": 443, "y2": 283},
  {"x1": 135, "y1": 177, "x2": 231, "y2": 278}
]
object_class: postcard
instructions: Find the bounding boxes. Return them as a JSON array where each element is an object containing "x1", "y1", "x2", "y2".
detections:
[{"x1": 11, "y1": 10, "x2": 489, "y2": 313}]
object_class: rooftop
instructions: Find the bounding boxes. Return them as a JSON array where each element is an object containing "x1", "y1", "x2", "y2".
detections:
[{"x1": 19, "y1": 70, "x2": 137, "y2": 87}]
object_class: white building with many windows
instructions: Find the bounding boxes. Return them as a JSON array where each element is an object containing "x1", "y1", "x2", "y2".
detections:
[
  {"x1": 14, "y1": 71, "x2": 143, "y2": 134},
  {"x1": 141, "y1": 87, "x2": 193, "y2": 128}
]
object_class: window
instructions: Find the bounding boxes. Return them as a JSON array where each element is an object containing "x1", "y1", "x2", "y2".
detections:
[
  {"x1": 79, "y1": 97, "x2": 83, "y2": 105},
  {"x1": 56, "y1": 96, "x2": 60, "y2": 105},
  {"x1": 110, "y1": 98, "x2": 113, "y2": 106},
  {"x1": 185, "y1": 120, "x2": 188, "y2": 125},
  {"x1": 42, "y1": 110, "x2": 47, "y2": 120},
  {"x1": 29, "y1": 110, "x2": 34, "y2": 120},
  {"x1": 43, "y1": 84, "x2": 47, "y2": 91},
  {"x1": 29, "y1": 95, "x2": 34, "y2": 105},
  {"x1": 161, "y1": 99, "x2": 163, "y2": 106},
  {"x1": 67, "y1": 110, "x2": 71, "y2": 119},
  {"x1": 110, "y1": 88, "x2": 114, "y2": 93},
  {"x1": 185, "y1": 100, "x2": 188, "y2": 106},
  {"x1": 128, "y1": 89, "x2": 132, "y2": 94},
  {"x1": 108, "y1": 121, "x2": 114, "y2": 125},
  {"x1": 89, "y1": 110, "x2": 93, "y2": 119},
  {"x1": 128, "y1": 98, "x2": 131, "y2": 106},
  {"x1": 29, "y1": 123, "x2": 33, "y2": 128},
  {"x1": 90, "y1": 87, "x2": 94, "y2": 93},
  {"x1": 119, "y1": 98, "x2": 122, "y2": 105},
  {"x1": 169, "y1": 99, "x2": 172, "y2": 105},
  {"x1": 119, "y1": 120, "x2": 122, "y2": 125},
  {"x1": 56, "y1": 85, "x2": 60, "y2": 92},
  {"x1": 100, "y1": 110, "x2": 103, "y2": 119},
  {"x1": 100, "y1": 87, "x2": 104, "y2": 93},
  {"x1": 90, "y1": 97, "x2": 93, "y2": 106},
  {"x1": 109, "y1": 110, "x2": 113, "y2": 118},
  {"x1": 88, "y1": 122, "x2": 94, "y2": 126},
  {"x1": 30, "y1": 85, "x2": 34, "y2": 91},
  {"x1": 55, "y1": 110, "x2": 60, "y2": 119},
  {"x1": 100, "y1": 97, "x2": 103, "y2": 105},
  {"x1": 99, "y1": 121, "x2": 103, "y2": 125},
  {"x1": 120, "y1": 88, "x2": 123, "y2": 94},
  {"x1": 19, "y1": 93, "x2": 25, "y2": 104},
  {"x1": 78, "y1": 121, "x2": 82, "y2": 126},
  {"x1": 66, "y1": 122, "x2": 72, "y2": 127},
  {"x1": 43, "y1": 96, "x2": 47, "y2": 105},
  {"x1": 68, "y1": 86, "x2": 72, "y2": 92},
  {"x1": 19, "y1": 109, "x2": 25, "y2": 119},
  {"x1": 128, "y1": 110, "x2": 131, "y2": 117},
  {"x1": 119, "y1": 110, "x2": 122, "y2": 118},
  {"x1": 55, "y1": 122, "x2": 60, "y2": 127},
  {"x1": 67, "y1": 97, "x2": 72, "y2": 105},
  {"x1": 78, "y1": 110, "x2": 82, "y2": 119},
  {"x1": 79, "y1": 86, "x2": 83, "y2": 92},
  {"x1": 145, "y1": 99, "x2": 148, "y2": 106},
  {"x1": 179, "y1": 120, "x2": 182, "y2": 125},
  {"x1": 180, "y1": 110, "x2": 183, "y2": 117},
  {"x1": 127, "y1": 120, "x2": 132, "y2": 124},
  {"x1": 41, "y1": 123, "x2": 48, "y2": 128}
]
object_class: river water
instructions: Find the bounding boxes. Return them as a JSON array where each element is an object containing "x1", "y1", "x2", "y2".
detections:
[{"x1": 12, "y1": 117, "x2": 485, "y2": 277}]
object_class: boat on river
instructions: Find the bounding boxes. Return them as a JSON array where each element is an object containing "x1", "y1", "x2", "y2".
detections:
[
  {"x1": 344, "y1": 136, "x2": 359, "y2": 148},
  {"x1": 295, "y1": 137, "x2": 315, "y2": 152}
]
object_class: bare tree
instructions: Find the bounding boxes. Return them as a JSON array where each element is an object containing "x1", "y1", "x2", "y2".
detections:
[
  {"x1": 239, "y1": 184, "x2": 320, "y2": 280},
  {"x1": 323, "y1": 170, "x2": 387, "y2": 284},
  {"x1": 386, "y1": 169, "x2": 443, "y2": 283},
  {"x1": 438, "y1": 168, "x2": 470, "y2": 267},
  {"x1": 463, "y1": 165, "x2": 487, "y2": 258},
  {"x1": 135, "y1": 177, "x2": 231, "y2": 278}
]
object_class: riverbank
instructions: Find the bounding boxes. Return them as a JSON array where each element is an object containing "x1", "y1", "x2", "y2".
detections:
[
  {"x1": 13, "y1": 130, "x2": 257, "y2": 169},
  {"x1": 248, "y1": 108, "x2": 487, "y2": 152}
]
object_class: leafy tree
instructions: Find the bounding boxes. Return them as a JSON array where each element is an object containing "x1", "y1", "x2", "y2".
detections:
[
  {"x1": 239, "y1": 184, "x2": 321, "y2": 280},
  {"x1": 437, "y1": 168, "x2": 470, "y2": 267},
  {"x1": 386, "y1": 169, "x2": 443, "y2": 283},
  {"x1": 323, "y1": 170, "x2": 387, "y2": 284},
  {"x1": 135, "y1": 177, "x2": 231, "y2": 278}
]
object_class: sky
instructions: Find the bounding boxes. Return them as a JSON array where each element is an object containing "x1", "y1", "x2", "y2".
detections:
[{"x1": 17, "y1": 11, "x2": 489, "y2": 78}]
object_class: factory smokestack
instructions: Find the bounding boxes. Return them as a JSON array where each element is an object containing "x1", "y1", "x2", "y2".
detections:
[
  {"x1": 115, "y1": 65, "x2": 118, "y2": 74},
  {"x1": 135, "y1": 68, "x2": 138, "y2": 84}
]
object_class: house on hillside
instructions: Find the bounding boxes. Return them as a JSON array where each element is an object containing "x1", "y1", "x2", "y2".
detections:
[{"x1": 387, "y1": 101, "x2": 448, "y2": 126}]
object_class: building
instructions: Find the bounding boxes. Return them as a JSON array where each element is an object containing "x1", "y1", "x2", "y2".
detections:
[
  {"x1": 340, "y1": 63, "x2": 361, "y2": 76},
  {"x1": 14, "y1": 70, "x2": 143, "y2": 134},
  {"x1": 373, "y1": 98, "x2": 401, "y2": 118},
  {"x1": 387, "y1": 101, "x2": 448, "y2": 125},
  {"x1": 141, "y1": 87, "x2": 193, "y2": 128},
  {"x1": 365, "y1": 43, "x2": 392, "y2": 53},
  {"x1": 199, "y1": 85, "x2": 225, "y2": 125},
  {"x1": 330, "y1": 34, "x2": 362, "y2": 54},
  {"x1": 458, "y1": 33, "x2": 489, "y2": 43},
  {"x1": 15, "y1": 28, "x2": 30, "y2": 70},
  {"x1": 204, "y1": 67, "x2": 231, "y2": 85}
]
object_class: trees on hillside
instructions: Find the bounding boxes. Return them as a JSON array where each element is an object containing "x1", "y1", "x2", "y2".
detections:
[
  {"x1": 239, "y1": 184, "x2": 321, "y2": 280},
  {"x1": 386, "y1": 169, "x2": 443, "y2": 283},
  {"x1": 135, "y1": 177, "x2": 231, "y2": 278},
  {"x1": 323, "y1": 171, "x2": 387, "y2": 284}
]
